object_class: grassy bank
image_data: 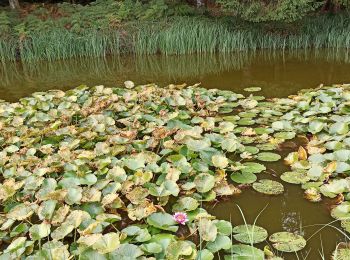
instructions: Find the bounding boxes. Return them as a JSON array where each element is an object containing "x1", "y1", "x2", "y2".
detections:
[{"x1": 1, "y1": 10, "x2": 350, "y2": 61}]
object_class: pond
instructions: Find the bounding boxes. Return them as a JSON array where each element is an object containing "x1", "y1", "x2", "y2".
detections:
[
  {"x1": 1, "y1": 49, "x2": 350, "y2": 259},
  {"x1": 1, "y1": 50, "x2": 350, "y2": 102}
]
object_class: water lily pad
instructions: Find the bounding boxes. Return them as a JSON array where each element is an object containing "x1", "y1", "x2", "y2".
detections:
[
  {"x1": 280, "y1": 171, "x2": 310, "y2": 184},
  {"x1": 194, "y1": 173, "x2": 215, "y2": 193},
  {"x1": 331, "y1": 202, "x2": 350, "y2": 220},
  {"x1": 274, "y1": 131, "x2": 296, "y2": 140},
  {"x1": 329, "y1": 122, "x2": 349, "y2": 135},
  {"x1": 332, "y1": 243, "x2": 350, "y2": 260},
  {"x1": 256, "y1": 152, "x2": 281, "y2": 162},
  {"x1": 147, "y1": 213, "x2": 178, "y2": 232},
  {"x1": 124, "y1": 158, "x2": 145, "y2": 171},
  {"x1": 29, "y1": 223, "x2": 51, "y2": 241},
  {"x1": 196, "y1": 249, "x2": 214, "y2": 260},
  {"x1": 172, "y1": 197, "x2": 199, "y2": 212},
  {"x1": 186, "y1": 138, "x2": 211, "y2": 152},
  {"x1": 320, "y1": 179, "x2": 350, "y2": 198},
  {"x1": 51, "y1": 223, "x2": 74, "y2": 240},
  {"x1": 230, "y1": 172, "x2": 257, "y2": 184},
  {"x1": 140, "y1": 242, "x2": 162, "y2": 254},
  {"x1": 206, "y1": 235, "x2": 231, "y2": 253},
  {"x1": 227, "y1": 244, "x2": 264, "y2": 259},
  {"x1": 341, "y1": 219, "x2": 350, "y2": 233},
  {"x1": 214, "y1": 220, "x2": 233, "y2": 236},
  {"x1": 5, "y1": 80, "x2": 350, "y2": 259},
  {"x1": 232, "y1": 224, "x2": 268, "y2": 244},
  {"x1": 165, "y1": 240, "x2": 193, "y2": 259},
  {"x1": 237, "y1": 118, "x2": 255, "y2": 126},
  {"x1": 252, "y1": 179, "x2": 284, "y2": 195},
  {"x1": 92, "y1": 233, "x2": 120, "y2": 254},
  {"x1": 244, "y1": 87, "x2": 261, "y2": 92},
  {"x1": 308, "y1": 120, "x2": 325, "y2": 134},
  {"x1": 109, "y1": 243, "x2": 143, "y2": 259},
  {"x1": 197, "y1": 218, "x2": 217, "y2": 242},
  {"x1": 241, "y1": 162, "x2": 266, "y2": 174},
  {"x1": 212, "y1": 154, "x2": 229, "y2": 169},
  {"x1": 269, "y1": 232, "x2": 306, "y2": 252}
]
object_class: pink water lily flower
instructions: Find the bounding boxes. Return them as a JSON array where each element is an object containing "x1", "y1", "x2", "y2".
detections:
[{"x1": 173, "y1": 212, "x2": 189, "y2": 225}]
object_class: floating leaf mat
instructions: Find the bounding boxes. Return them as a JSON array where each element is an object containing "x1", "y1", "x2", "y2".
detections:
[{"x1": 1, "y1": 82, "x2": 350, "y2": 259}]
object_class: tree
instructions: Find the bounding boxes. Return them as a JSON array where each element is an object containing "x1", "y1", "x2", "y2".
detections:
[
  {"x1": 9, "y1": 0, "x2": 20, "y2": 10},
  {"x1": 216, "y1": 0, "x2": 322, "y2": 22},
  {"x1": 216, "y1": 0, "x2": 350, "y2": 22}
]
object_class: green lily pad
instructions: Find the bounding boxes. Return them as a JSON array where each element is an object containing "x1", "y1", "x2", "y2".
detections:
[
  {"x1": 29, "y1": 223, "x2": 51, "y2": 241},
  {"x1": 244, "y1": 87, "x2": 261, "y2": 92},
  {"x1": 172, "y1": 197, "x2": 199, "y2": 212},
  {"x1": 269, "y1": 232, "x2": 306, "y2": 252},
  {"x1": 252, "y1": 179, "x2": 284, "y2": 195},
  {"x1": 241, "y1": 162, "x2": 266, "y2": 174},
  {"x1": 280, "y1": 171, "x2": 310, "y2": 184},
  {"x1": 226, "y1": 244, "x2": 264, "y2": 259},
  {"x1": 147, "y1": 213, "x2": 178, "y2": 232},
  {"x1": 329, "y1": 122, "x2": 349, "y2": 135},
  {"x1": 51, "y1": 223, "x2": 74, "y2": 240},
  {"x1": 165, "y1": 240, "x2": 193, "y2": 259},
  {"x1": 109, "y1": 243, "x2": 144, "y2": 259},
  {"x1": 196, "y1": 249, "x2": 214, "y2": 260},
  {"x1": 230, "y1": 172, "x2": 257, "y2": 184},
  {"x1": 214, "y1": 220, "x2": 233, "y2": 236},
  {"x1": 243, "y1": 146, "x2": 260, "y2": 155},
  {"x1": 308, "y1": 120, "x2": 325, "y2": 134},
  {"x1": 197, "y1": 218, "x2": 217, "y2": 242},
  {"x1": 232, "y1": 224, "x2": 268, "y2": 244},
  {"x1": 341, "y1": 219, "x2": 350, "y2": 233},
  {"x1": 274, "y1": 131, "x2": 296, "y2": 140},
  {"x1": 320, "y1": 179, "x2": 350, "y2": 198},
  {"x1": 194, "y1": 173, "x2": 215, "y2": 193},
  {"x1": 332, "y1": 243, "x2": 350, "y2": 260},
  {"x1": 331, "y1": 202, "x2": 350, "y2": 220},
  {"x1": 206, "y1": 235, "x2": 231, "y2": 253},
  {"x1": 212, "y1": 154, "x2": 229, "y2": 168},
  {"x1": 92, "y1": 233, "x2": 120, "y2": 254},
  {"x1": 186, "y1": 138, "x2": 211, "y2": 152},
  {"x1": 256, "y1": 152, "x2": 281, "y2": 162},
  {"x1": 140, "y1": 242, "x2": 162, "y2": 254}
]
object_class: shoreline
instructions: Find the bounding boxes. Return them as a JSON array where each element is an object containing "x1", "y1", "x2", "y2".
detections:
[{"x1": 1, "y1": 15, "x2": 350, "y2": 62}]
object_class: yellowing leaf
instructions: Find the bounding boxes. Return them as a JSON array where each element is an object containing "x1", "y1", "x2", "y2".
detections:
[{"x1": 298, "y1": 146, "x2": 308, "y2": 160}]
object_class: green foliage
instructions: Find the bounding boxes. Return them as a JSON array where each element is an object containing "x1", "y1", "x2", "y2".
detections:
[
  {"x1": 0, "y1": 0, "x2": 187, "y2": 37},
  {"x1": 0, "y1": 1, "x2": 350, "y2": 60},
  {"x1": 0, "y1": 12, "x2": 11, "y2": 36},
  {"x1": 216, "y1": 0, "x2": 314, "y2": 22},
  {"x1": 216, "y1": 0, "x2": 349, "y2": 22}
]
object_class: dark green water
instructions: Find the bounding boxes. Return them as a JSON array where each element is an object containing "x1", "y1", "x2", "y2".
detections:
[{"x1": 1, "y1": 50, "x2": 350, "y2": 259}]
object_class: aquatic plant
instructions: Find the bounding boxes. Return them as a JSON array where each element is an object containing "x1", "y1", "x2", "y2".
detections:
[
  {"x1": 0, "y1": 81, "x2": 305, "y2": 259},
  {"x1": 173, "y1": 212, "x2": 189, "y2": 225},
  {"x1": 2, "y1": 80, "x2": 350, "y2": 258}
]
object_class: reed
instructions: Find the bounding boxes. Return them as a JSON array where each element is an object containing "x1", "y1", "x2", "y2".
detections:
[
  {"x1": 134, "y1": 15, "x2": 350, "y2": 55},
  {"x1": 0, "y1": 14, "x2": 350, "y2": 62},
  {"x1": 16, "y1": 29, "x2": 121, "y2": 62}
]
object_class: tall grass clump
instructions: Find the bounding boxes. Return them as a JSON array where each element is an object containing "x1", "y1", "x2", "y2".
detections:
[
  {"x1": 0, "y1": 38, "x2": 17, "y2": 63},
  {"x1": 1, "y1": 14, "x2": 350, "y2": 62},
  {"x1": 134, "y1": 15, "x2": 350, "y2": 55},
  {"x1": 134, "y1": 18, "x2": 259, "y2": 55},
  {"x1": 17, "y1": 29, "x2": 121, "y2": 62}
]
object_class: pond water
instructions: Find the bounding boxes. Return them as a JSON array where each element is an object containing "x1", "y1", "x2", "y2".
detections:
[{"x1": 1, "y1": 50, "x2": 350, "y2": 259}]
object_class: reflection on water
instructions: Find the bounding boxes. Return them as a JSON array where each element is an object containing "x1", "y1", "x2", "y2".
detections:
[
  {"x1": 281, "y1": 211, "x2": 303, "y2": 235},
  {"x1": 1, "y1": 50, "x2": 350, "y2": 259},
  {"x1": 1, "y1": 49, "x2": 350, "y2": 101}
]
